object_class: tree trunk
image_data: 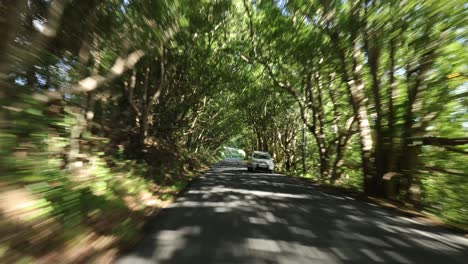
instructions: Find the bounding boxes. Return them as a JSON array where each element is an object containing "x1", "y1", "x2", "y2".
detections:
[
  {"x1": 137, "y1": 65, "x2": 153, "y2": 149},
  {"x1": 0, "y1": 1, "x2": 28, "y2": 76},
  {"x1": 386, "y1": 38, "x2": 397, "y2": 171},
  {"x1": 301, "y1": 124, "x2": 307, "y2": 175},
  {"x1": 324, "y1": 2, "x2": 378, "y2": 195},
  {"x1": 400, "y1": 49, "x2": 436, "y2": 205},
  {"x1": 346, "y1": 39, "x2": 377, "y2": 195},
  {"x1": 364, "y1": 24, "x2": 385, "y2": 194}
]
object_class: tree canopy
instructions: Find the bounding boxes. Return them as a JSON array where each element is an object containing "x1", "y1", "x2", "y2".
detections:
[{"x1": 0, "y1": 0, "x2": 467, "y2": 261}]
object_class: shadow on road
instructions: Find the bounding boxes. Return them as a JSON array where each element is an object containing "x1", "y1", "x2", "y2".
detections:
[{"x1": 116, "y1": 159, "x2": 468, "y2": 264}]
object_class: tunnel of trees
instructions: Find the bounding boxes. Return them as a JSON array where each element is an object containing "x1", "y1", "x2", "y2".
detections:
[{"x1": 0, "y1": 0, "x2": 467, "y2": 262}]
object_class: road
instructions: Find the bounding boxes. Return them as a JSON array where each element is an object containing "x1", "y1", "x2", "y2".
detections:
[{"x1": 116, "y1": 159, "x2": 468, "y2": 264}]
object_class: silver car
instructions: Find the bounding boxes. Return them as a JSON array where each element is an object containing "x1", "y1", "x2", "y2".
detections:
[{"x1": 247, "y1": 151, "x2": 274, "y2": 173}]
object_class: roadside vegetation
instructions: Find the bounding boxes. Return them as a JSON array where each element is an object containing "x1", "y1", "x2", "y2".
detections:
[{"x1": 1, "y1": 0, "x2": 466, "y2": 262}]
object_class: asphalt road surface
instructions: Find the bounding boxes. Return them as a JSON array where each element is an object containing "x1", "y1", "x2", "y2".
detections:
[{"x1": 116, "y1": 159, "x2": 468, "y2": 264}]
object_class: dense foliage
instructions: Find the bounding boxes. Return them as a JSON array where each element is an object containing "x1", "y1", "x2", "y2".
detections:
[
  {"x1": 0, "y1": 0, "x2": 466, "y2": 262},
  {"x1": 233, "y1": 0, "x2": 467, "y2": 224}
]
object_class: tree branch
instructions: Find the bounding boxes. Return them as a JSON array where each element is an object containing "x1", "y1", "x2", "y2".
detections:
[
  {"x1": 409, "y1": 137, "x2": 468, "y2": 146},
  {"x1": 42, "y1": 50, "x2": 145, "y2": 102},
  {"x1": 422, "y1": 166, "x2": 466, "y2": 177}
]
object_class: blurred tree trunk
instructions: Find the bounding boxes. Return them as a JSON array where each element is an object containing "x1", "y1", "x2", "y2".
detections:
[
  {"x1": 400, "y1": 48, "x2": 436, "y2": 205},
  {"x1": 363, "y1": 11, "x2": 385, "y2": 195},
  {"x1": 0, "y1": 0, "x2": 27, "y2": 76},
  {"x1": 386, "y1": 38, "x2": 398, "y2": 172},
  {"x1": 301, "y1": 124, "x2": 307, "y2": 175},
  {"x1": 320, "y1": 0, "x2": 377, "y2": 195}
]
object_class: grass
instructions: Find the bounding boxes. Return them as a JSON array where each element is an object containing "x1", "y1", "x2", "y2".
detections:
[{"x1": 0, "y1": 152, "x2": 211, "y2": 264}]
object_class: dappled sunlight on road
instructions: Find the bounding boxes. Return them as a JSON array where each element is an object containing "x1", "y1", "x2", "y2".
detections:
[{"x1": 117, "y1": 160, "x2": 468, "y2": 264}]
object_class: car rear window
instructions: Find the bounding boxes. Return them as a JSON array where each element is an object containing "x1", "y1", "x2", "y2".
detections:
[{"x1": 253, "y1": 153, "x2": 271, "y2": 159}]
